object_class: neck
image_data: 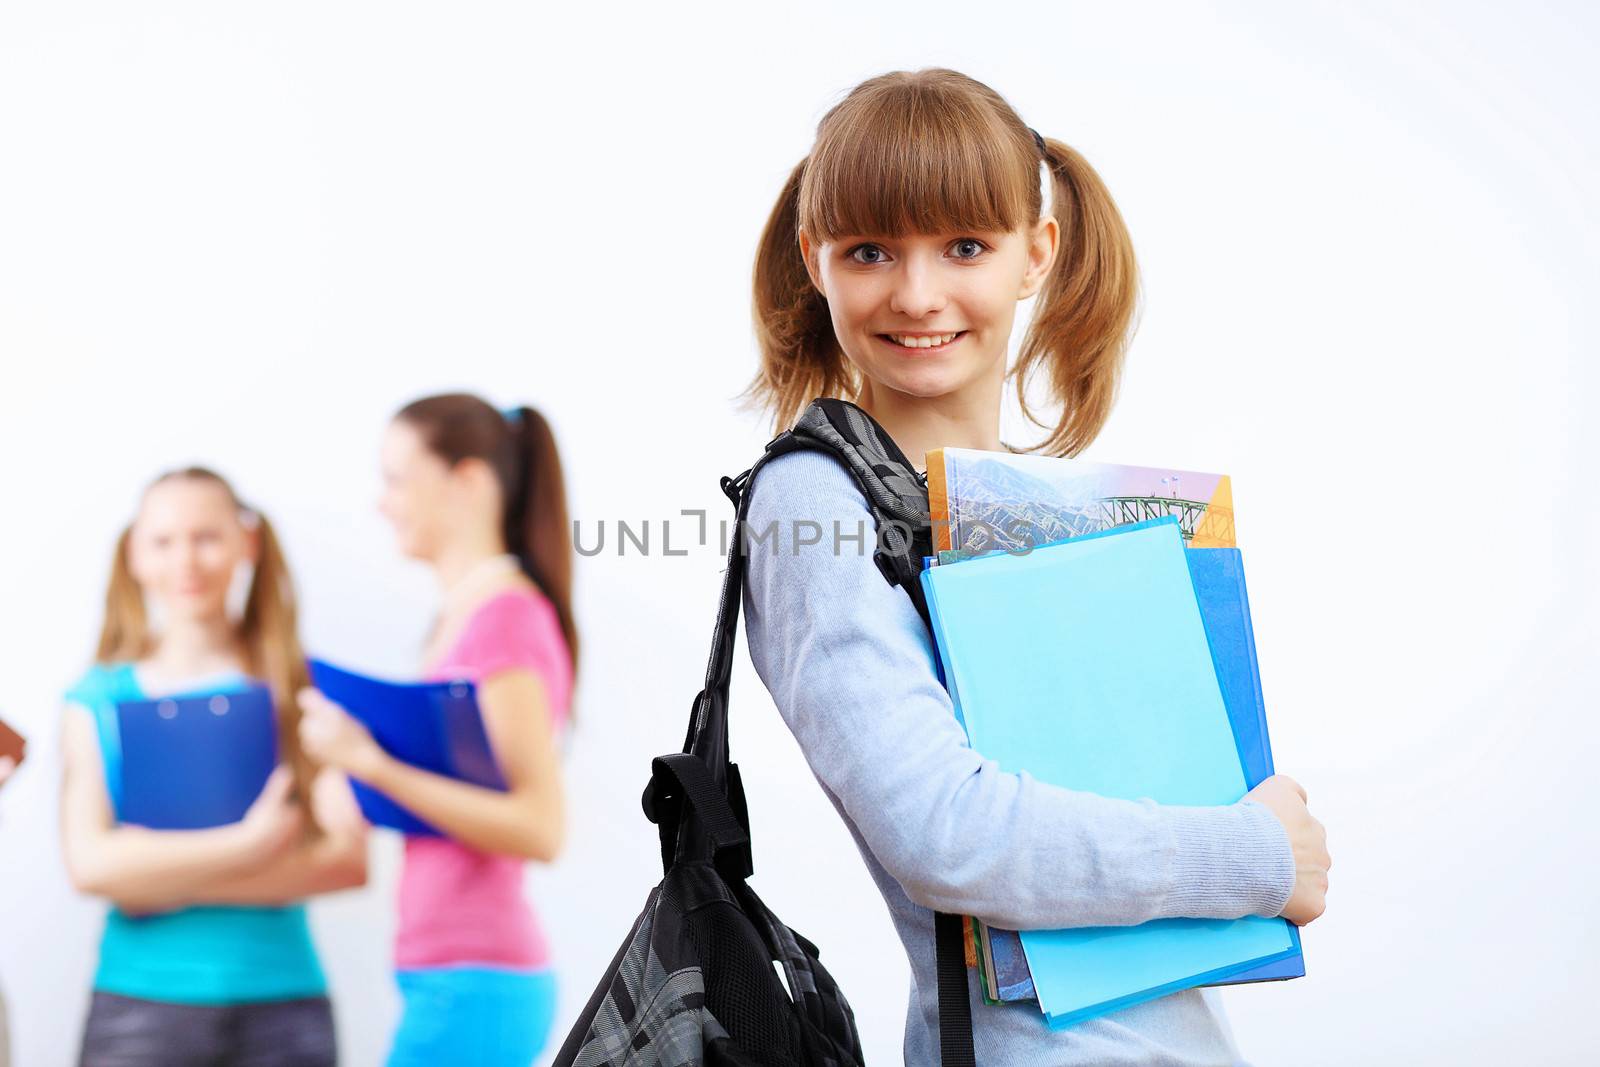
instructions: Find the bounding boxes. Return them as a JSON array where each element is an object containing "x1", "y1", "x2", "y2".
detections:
[
  {"x1": 431, "y1": 533, "x2": 515, "y2": 596},
  {"x1": 148, "y1": 614, "x2": 244, "y2": 675},
  {"x1": 855, "y1": 376, "x2": 1006, "y2": 472}
]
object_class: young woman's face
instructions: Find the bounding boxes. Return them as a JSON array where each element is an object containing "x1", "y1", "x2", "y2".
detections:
[
  {"x1": 128, "y1": 479, "x2": 255, "y2": 624},
  {"x1": 378, "y1": 419, "x2": 454, "y2": 561},
  {"x1": 801, "y1": 220, "x2": 1057, "y2": 402}
]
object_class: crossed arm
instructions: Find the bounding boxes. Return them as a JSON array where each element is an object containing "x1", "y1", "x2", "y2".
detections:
[{"x1": 59, "y1": 705, "x2": 368, "y2": 915}]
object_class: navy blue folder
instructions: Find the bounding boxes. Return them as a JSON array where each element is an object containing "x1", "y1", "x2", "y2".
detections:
[
  {"x1": 116, "y1": 685, "x2": 278, "y2": 830},
  {"x1": 307, "y1": 659, "x2": 506, "y2": 836}
]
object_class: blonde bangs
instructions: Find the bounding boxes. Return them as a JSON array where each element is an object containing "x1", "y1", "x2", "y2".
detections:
[{"x1": 798, "y1": 76, "x2": 1041, "y2": 241}]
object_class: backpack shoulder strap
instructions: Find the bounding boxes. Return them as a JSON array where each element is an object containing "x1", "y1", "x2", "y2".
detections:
[
  {"x1": 685, "y1": 398, "x2": 974, "y2": 1067},
  {"x1": 684, "y1": 398, "x2": 935, "y2": 774},
  {"x1": 789, "y1": 398, "x2": 936, "y2": 623}
]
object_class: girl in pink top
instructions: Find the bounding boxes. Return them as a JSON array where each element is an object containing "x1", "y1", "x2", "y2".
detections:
[{"x1": 298, "y1": 393, "x2": 578, "y2": 1067}]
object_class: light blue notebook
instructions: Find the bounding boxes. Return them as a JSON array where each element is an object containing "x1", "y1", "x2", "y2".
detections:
[
  {"x1": 920, "y1": 518, "x2": 1297, "y2": 1028},
  {"x1": 959, "y1": 547, "x2": 1305, "y2": 1004}
]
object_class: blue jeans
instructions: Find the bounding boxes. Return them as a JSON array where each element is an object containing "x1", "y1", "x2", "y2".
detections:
[{"x1": 388, "y1": 967, "x2": 557, "y2": 1067}]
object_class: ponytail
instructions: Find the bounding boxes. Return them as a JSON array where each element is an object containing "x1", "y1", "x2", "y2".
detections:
[
  {"x1": 746, "y1": 158, "x2": 859, "y2": 432},
  {"x1": 1012, "y1": 137, "x2": 1141, "y2": 457},
  {"x1": 503, "y1": 406, "x2": 580, "y2": 689}
]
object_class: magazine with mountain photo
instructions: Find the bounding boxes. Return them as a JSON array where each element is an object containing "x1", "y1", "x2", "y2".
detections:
[{"x1": 926, "y1": 447, "x2": 1236, "y2": 559}]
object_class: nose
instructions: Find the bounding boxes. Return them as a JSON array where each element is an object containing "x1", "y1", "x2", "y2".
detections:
[{"x1": 888, "y1": 255, "x2": 946, "y2": 319}]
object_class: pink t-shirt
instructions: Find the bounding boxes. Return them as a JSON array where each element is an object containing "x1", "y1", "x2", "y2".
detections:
[{"x1": 394, "y1": 587, "x2": 573, "y2": 971}]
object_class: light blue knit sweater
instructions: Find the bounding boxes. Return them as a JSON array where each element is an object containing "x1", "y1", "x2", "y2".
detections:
[{"x1": 740, "y1": 449, "x2": 1295, "y2": 1066}]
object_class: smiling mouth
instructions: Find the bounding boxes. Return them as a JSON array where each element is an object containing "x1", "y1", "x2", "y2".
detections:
[{"x1": 877, "y1": 330, "x2": 967, "y2": 352}]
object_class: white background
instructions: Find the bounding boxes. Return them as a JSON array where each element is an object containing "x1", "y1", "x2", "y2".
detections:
[{"x1": 1, "y1": 3, "x2": 1595, "y2": 1065}]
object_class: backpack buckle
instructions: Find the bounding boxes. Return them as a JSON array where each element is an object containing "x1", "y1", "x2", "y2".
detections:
[
  {"x1": 641, "y1": 754, "x2": 755, "y2": 882},
  {"x1": 720, "y1": 467, "x2": 753, "y2": 508}
]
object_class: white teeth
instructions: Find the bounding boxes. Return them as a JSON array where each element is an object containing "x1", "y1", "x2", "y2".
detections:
[{"x1": 888, "y1": 332, "x2": 959, "y2": 348}]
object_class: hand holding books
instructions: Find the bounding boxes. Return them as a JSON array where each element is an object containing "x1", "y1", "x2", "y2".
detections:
[
  {"x1": 235, "y1": 765, "x2": 307, "y2": 860},
  {"x1": 1244, "y1": 774, "x2": 1331, "y2": 926}
]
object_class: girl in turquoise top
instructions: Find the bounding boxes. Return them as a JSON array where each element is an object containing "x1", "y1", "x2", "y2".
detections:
[{"x1": 59, "y1": 467, "x2": 369, "y2": 1067}]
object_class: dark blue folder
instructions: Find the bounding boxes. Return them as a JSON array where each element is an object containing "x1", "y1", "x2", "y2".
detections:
[
  {"x1": 929, "y1": 543, "x2": 1305, "y2": 1004},
  {"x1": 307, "y1": 659, "x2": 507, "y2": 836},
  {"x1": 116, "y1": 685, "x2": 278, "y2": 830}
]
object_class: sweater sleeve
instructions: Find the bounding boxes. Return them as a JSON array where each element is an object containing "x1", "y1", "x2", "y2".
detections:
[{"x1": 740, "y1": 449, "x2": 1294, "y2": 930}]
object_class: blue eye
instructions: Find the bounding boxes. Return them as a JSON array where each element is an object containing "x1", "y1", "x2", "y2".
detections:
[
  {"x1": 951, "y1": 238, "x2": 987, "y2": 259},
  {"x1": 848, "y1": 244, "x2": 887, "y2": 264}
]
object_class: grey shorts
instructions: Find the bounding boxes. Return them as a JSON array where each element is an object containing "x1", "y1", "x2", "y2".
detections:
[{"x1": 78, "y1": 991, "x2": 336, "y2": 1067}]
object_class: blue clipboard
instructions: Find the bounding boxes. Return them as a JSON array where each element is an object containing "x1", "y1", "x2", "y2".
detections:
[
  {"x1": 307, "y1": 659, "x2": 507, "y2": 836},
  {"x1": 116, "y1": 685, "x2": 278, "y2": 830}
]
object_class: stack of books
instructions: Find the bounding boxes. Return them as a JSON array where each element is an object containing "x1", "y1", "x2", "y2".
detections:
[{"x1": 921, "y1": 448, "x2": 1303, "y2": 1029}]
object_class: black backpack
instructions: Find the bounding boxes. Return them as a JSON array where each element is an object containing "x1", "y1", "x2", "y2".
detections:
[{"x1": 552, "y1": 398, "x2": 975, "y2": 1067}]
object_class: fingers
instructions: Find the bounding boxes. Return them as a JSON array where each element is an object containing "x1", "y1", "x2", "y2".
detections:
[
  {"x1": 1274, "y1": 774, "x2": 1308, "y2": 805},
  {"x1": 254, "y1": 765, "x2": 294, "y2": 807}
]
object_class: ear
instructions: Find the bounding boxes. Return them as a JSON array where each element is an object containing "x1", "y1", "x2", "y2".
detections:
[
  {"x1": 241, "y1": 519, "x2": 262, "y2": 568},
  {"x1": 797, "y1": 228, "x2": 826, "y2": 296},
  {"x1": 452, "y1": 456, "x2": 501, "y2": 502},
  {"x1": 123, "y1": 527, "x2": 152, "y2": 585},
  {"x1": 1017, "y1": 216, "x2": 1060, "y2": 301}
]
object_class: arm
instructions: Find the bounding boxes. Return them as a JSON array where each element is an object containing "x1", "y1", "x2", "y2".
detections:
[
  {"x1": 299, "y1": 669, "x2": 565, "y2": 861},
  {"x1": 185, "y1": 768, "x2": 369, "y2": 905},
  {"x1": 59, "y1": 705, "x2": 303, "y2": 913},
  {"x1": 742, "y1": 450, "x2": 1295, "y2": 931}
]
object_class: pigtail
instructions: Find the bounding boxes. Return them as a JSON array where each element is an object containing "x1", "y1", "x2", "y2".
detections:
[
  {"x1": 745, "y1": 158, "x2": 857, "y2": 432},
  {"x1": 1012, "y1": 136, "x2": 1141, "y2": 457},
  {"x1": 95, "y1": 526, "x2": 150, "y2": 664},
  {"x1": 240, "y1": 512, "x2": 318, "y2": 812}
]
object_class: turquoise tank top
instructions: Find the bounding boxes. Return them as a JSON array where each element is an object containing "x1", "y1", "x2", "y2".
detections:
[{"x1": 66, "y1": 663, "x2": 327, "y2": 1005}]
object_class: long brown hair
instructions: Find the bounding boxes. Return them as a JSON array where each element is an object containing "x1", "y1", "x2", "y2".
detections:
[
  {"x1": 96, "y1": 467, "x2": 317, "y2": 800},
  {"x1": 748, "y1": 67, "x2": 1140, "y2": 456},
  {"x1": 395, "y1": 394, "x2": 580, "y2": 683}
]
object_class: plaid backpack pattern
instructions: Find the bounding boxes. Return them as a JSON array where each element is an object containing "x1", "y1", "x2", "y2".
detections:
[{"x1": 552, "y1": 399, "x2": 973, "y2": 1067}]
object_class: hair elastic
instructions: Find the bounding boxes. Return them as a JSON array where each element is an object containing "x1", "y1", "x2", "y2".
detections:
[
  {"x1": 502, "y1": 406, "x2": 524, "y2": 427},
  {"x1": 1029, "y1": 127, "x2": 1046, "y2": 156}
]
